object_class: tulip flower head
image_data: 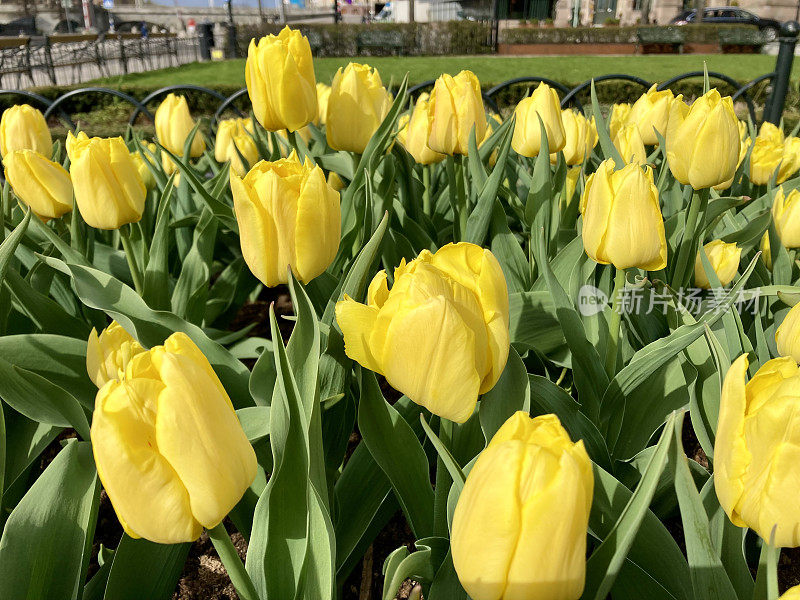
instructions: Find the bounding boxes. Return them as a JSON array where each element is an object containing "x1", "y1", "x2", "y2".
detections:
[
  {"x1": 776, "y1": 302, "x2": 800, "y2": 364},
  {"x1": 246, "y1": 27, "x2": 317, "y2": 132},
  {"x1": 715, "y1": 354, "x2": 800, "y2": 547},
  {"x1": 326, "y1": 62, "x2": 392, "y2": 154},
  {"x1": 451, "y1": 411, "x2": 593, "y2": 600},
  {"x1": 0, "y1": 104, "x2": 52, "y2": 158},
  {"x1": 608, "y1": 102, "x2": 631, "y2": 140},
  {"x1": 215, "y1": 117, "x2": 259, "y2": 176},
  {"x1": 612, "y1": 122, "x2": 647, "y2": 166},
  {"x1": 336, "y1": 243, "x2": 510, "y2": 423},
  {"x1": 91, "y1": 332, "x2": 257, "y2": 544},
  {"x1": 779, "y1": 136, "x2": 800, "y2": 183},
  {"x1": 628, "y1": 84, "x2": 676, "y2": 145},
  {"x1": 694, "y1": 240, "x2": 742, "y2": 289},
  {"x1": 552, "y1": 109, "x2": 597, "y2": 166},
  {"x1": 397, "y1": 93, "x2": 446, "y2": 165},
  {"x1": 749, "y1": 129, "x2": 784, "y2": 186},
  {"x1": 666, "y1": 89, "x2": 739, "y2": 189},
  {"x1": 771, "y1": 186, "x2": 800, "y2": 249},
  {"x1": 131, "y1": 142, "x2": 157, "y2": 189},
  {"x1": 86, "y1": 321, "x2": 146, "y2": 388},
  {"x1": 427, "y1": 70, "x2": 487, "y2": 156},
  {"x1": 315, "y1": 82, "x2": 331, "y2": 126},
  {"x1": 66, "y1": 132, "x2": 146, "y2": 230},
  {"x1": 782, "y1": 586, "x2": 800, "y2": 600},
  {"x1": 580, "y1": 158, "x2": 667, "y2": 270},
  {"x1": 154, "y1": 93, "x2": 206, "y2": 158},
  {"x1": 3, "y1": 149, "x2": 72, "y2": 220},
  {"x1": 511, "y1": 82, "x2": 566, "y2": 157},
  {"x1": 230, "y1": 151, "x2": 340, "y2": 287}
]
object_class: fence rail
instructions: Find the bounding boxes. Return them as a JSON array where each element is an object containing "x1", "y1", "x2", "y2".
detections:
[{"x1": 0, "y1": 33, "x2": 200, "y2": 89}]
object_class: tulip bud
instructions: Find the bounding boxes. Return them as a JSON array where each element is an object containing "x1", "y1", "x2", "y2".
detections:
[
  {"x1": 552, "y1": 109, "x2": 597, "y2": 166},
  {"x1": 778, "y1": 136, "x2": 800, "y2": 184},
  {"x1": 427, "y1": 70, "x2": 487, "y2": 156},
  {"x1": 3, "y1": 150, "x2": 72, "y2": 220},
  {"x1": 749, "y1": 133, "x2": 784, "y2": 186},
  {"x1": 608, "y1": 102, "x2": 631, "y2": 140},
  {"x1": 628, "y1": 84, "x2": 675, "y2": 145},
  {"x1": 91, "y1": 332, "x2": 257, "y2": 544},
  {"x1": 760, "y1": 232, "x2": 772, "y2": 270},
  {"x1": 612, "y1": 122, "x2": 647, "y2": 166},
  {"x1": 215, "y1": 118, "x2": 259, "y2": 177},
  {"x1": 511, "y1": 82, "x2": 566, "y2": 157},
  {"x1": 694, "y1": 240, "x2": 742, "y2": 289},
  {"x1": 715, "y1": 354, "x2": 800, "y2": 547},
  {"x1": 315, "y1": 82, "x2": 331, "y2": 126},
  {"x1": 336, "y1": 243, "x2": 509, "y2": 423},
  {"x1": 451, "y1": 411, "x2": 593, "y2": 600},
  {"x1": 771, "y1": 186, "x2": 800, "y2": 249},
  {"x1": 154, "y1": 93, "x2": 206, "y2": 157},
  {"x1": 0, "y1": 104, "x2": 52, "y2": 157},
  {"x1": 565, "y1": 165, "x2": 581, "y2": 205},
  {"x1": 580, "y1": 159, "x2": 667, "y2": 270},
  {"x1": 325, "y1": 62, "x2": 392, "y2": 154},
  {"x1": 246, "y1": 27, "x2": 317, "y2": 132},
  {"x1": 666, "y1": 89, "x2": 740, "y2": 189},
  {"x1": 327, "y1": 170, "x2": 345, "y2": 192},
  {"x1": 131, "y1": 142, "x2": 156, "y2": 190},
  {"x1": 230, "y1": 152, "x2": 340, "y2": 287},
  {"x1": 776, "y1": 302, "x2": 800, "y2": 363},
  {"x1": 67, "y1": 133, "x2": 146, "y2": 230},
  {"x1": 86, "y1": 321, "x2": 146, "y2": 388},
  {"x1": 398, "y1": 93, "x2": 445, "y2": 165}
]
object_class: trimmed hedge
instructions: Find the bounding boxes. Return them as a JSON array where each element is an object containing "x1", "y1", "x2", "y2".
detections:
[{"x1": 499, "y1": 23, "x2": 761, "y2": 45}]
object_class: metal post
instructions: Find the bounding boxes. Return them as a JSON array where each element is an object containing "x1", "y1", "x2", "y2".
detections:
[
  {"x1": 225, "y1": 0, "x2": 237, "y2": 58},
  {"x1": 491, "y1": 0, "x2": 499, "y2": 53},
  {"x1": 118, "y1": 34, "x2": 127, "y2": 74},
  {"x1": 764, "y1": 21, "x2": 799, "y2": 125}
]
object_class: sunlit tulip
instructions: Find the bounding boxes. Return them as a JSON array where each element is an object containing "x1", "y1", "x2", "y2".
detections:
[
  {"x1": 3, "y1": 150, "x2": 72, "y2": 220},
  {"x1": 326, "y1": 62, "x2": 392, "y2": 154},
  {"x1": 215, "y1": 118, "x2": 259, "y2": 176},
  {"x1": 427, "y1": 70, "x2": 487, "y2": 156},
  {"x1": 131, "y1": 142, "x2": 156, "y2": 189},
  {"x1": 749, "y1": 132, "x2": 784, "y2": 185},
  {"x1": 778, "y1": 136, "x2": 800, "y2": 183},
  {"x1": 246, "y1": 27, "x2": 317, "y2": 132},
  {"x1": 315, "y1": 82, "x2": 331, "y2": 126},
  {"x1": 608, "y1": 102, "x2": 631, "y2": 139},
  {"x1": 0, "y1": 104, "x2": 52, "y2": 157},
  {"x1": 451, "y1": 411, "x2": 593, "y2": 600},
  {"x1": 760, "y1": 232, "x2": 772, "y2": 270},
  {"x1": 694, "y1": 240, "x2": 741, "y2": 289},
  {"x1": 154, "y1": 93, "x2": 206, "y2": 157},
  {"x1": 776, "y1": 302, "x2": 800, "y2": 363},
  {"x1": 66, "y1": 133, "x2": 146, "y2": 230},
  {"x1": 628, "y1": 84, "x2": 676, "y2": 145},
  {"x1": 666, "y1": 89, "x2": 740, "y2": 189},
  {"x1": 715, "y1": 354, "x2": 800, "y2": 547},
  {"x1": 580, "y1": 158, "x2": 666, "y2": 270},
  {"x1": 397, "y1": 93, "x2": 445, "y2": 165},
  {"x1": 781, "y1": 586, "x2": 800, "y2": 600},
  {"x1": 552, "y1": 109, "x2": 597, "y2": 166},
  {"x1": 336, "y1": 243, "x2": 509, "y2": 423},
  {"x1": 772, "y1": 187, "x2": 800, "y2": 249},
  {"x1": 91, "y1": 332, "x2": 257, "y2": 544},
  {"x1": 511, "y1": 82, "x2": 566, "y2": 157},
  {"x1": 86, "y1": 321, "x2": 146, "y2": 388},
  {"x1": 230, "y1": 152, "x2": 340, "y2": 287},
  {"x1": 327, "y1": 171, "x2": 345, "y2": 191},
  {"x1": 612, "y1": 122, "x2": 646, "y2": 166}
]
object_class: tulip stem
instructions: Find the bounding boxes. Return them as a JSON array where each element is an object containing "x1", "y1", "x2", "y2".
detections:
[
  {"x1": 119, "y1": 225, "x2": 144, "y2": 295},
  {"x1": 604, "y1": 268, "x2": 626, "y2": 378},
  {"x1": 671, "y1": 187, "x2": 710, "y2": 289},
  {"x1": 422, "y1": 165, "x2": 431, "y2": 217},
  {"x1": 433, "y1": 418, "x2": 454, "y2": 538},
  {"x1": 207, "y1": 522, "x2": 259, "y2": 600}
]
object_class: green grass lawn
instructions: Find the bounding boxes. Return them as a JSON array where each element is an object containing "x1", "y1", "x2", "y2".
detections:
[{"x1": 91, "y1": 54, "x2": 798, "y2": 89}]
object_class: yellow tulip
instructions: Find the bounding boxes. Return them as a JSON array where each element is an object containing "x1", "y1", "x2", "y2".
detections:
[
  {"x1": 427, "y1": 70, "x2": 487, "y2": 156},
  {"x1": 397, "y1": 93, "x2": 445, "y2": 165},
  {"x1": 760, "y1": 232, "x2": 772, "y2": 270},
  {"x1": 215, "y1": 118, "x2": 259, "y2": 176},
  {"x1": 694, "y1": 240, "x2": 742, "y2": 289},
  {"x1": 608, "y1": 102, "x2": 631, "y2": 140},
  {"x1": 666, "y1": 89, "x2": 740, "y2": 189},
  {"x1": 0, "y1": 104, "x2": 52, "y2": 157},
  {"x1": 749, "y1": 132, "x2": 784, "y2": 186},
  {"x1": 3, "y1": 150, "x2": 72, "y2": 220},
  {"x1": 758, "y1": 121, "x2": 785, "y2": 146},
  {"x1": 612, "y1": 122, "x2": 647, "y2": 166},
  {"x1": 91, "y1": 332, "x2": 257, "y2": 544},
  {"x1": 131, "y1": 142, "x2": 156, "y2": 190},
  {"x1": 230, "y1": 152, "x2": 340, "y2": 287},
  {"x1": 66, "y1": 133, "x2": 146, "y2": 230},
  {"x1": 778, "y1": 136, "x2": 800, "y2": 183},
  {"x1": 335, "y1": 243, "x2": 509, "y2": 423},
  {"x1": 154, "y1": 93, "x2": 206, "y2": 158},
  {"x1": 327, "y1": 170, "x2": 345, "y2": 192},
  {"x1": 552, "y1": 109, "x2": 597, "y2": 166},
  {"x1": 715, "y1": 354, "x2": 800, "y2": 547},
  {"x1": 776, "y1": 302, "x2": 800, "y2": 363},
  {"x1": 782, "y1": 587, "x2": 800, "y2": 600},
  {"x1": 246, "y1": 27, "x2": 317, "y2": 132},
  {"x1": 565, "y1": 165, "x2": 581, "y2": 205},
  {"x1": 628, "y1": 84, "x2": 676, "y2": 145},
  {"x1": 86, "y1": 321, "x2": 146, "y2": 388},
  {"x1": 315, "y1": 82, "x2": 331, "y2": 126},
  {"x1": 451, "y1": 411, "x2": 593, "y2": 600},
  {"x1": 580, "y1": 159, "x2": 667, "y2": 270},
  {"x1": 326, "y1": 62, "x2": 392, "y2": 154},
  {"x1": 772, "y1": 186, "x2": 800, "y2": 249},
  {"x1": 511, "y1": 82, "x2": 566, "y2": 157}
]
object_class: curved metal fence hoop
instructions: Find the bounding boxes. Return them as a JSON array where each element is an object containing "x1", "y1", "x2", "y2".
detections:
[
  {"x1": 560, "y1": 74, "x2": 652, "y2": 110},
  {"x1": 44, "y1": 87, "x2": 151, "y2": 129},
  {"x1": 408, "y1": 79, "x2": 436, "y2": 97},
  {"x1": 486, "y1": 76, "x2": 576, "y2": 112},
  {"x1": 214, "y1": 88, "x2": 248, "y2": 123},
  {"x1": 128, "y1": 84, "x2": 231, "y2": 126},
  {"x1": 733, "y1": 72, "x2": 775, "y2": 102},
  {"x1": 0, "y1": 89, "x2": 54, "y2": 110},
  {"x1": 656, "y1": 70, "x2": 758, "y2": 122}
]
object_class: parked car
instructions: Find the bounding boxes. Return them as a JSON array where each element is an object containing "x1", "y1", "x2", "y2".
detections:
[{"x1": 671, "y1": 7, "x2": 781, "y2": 41}]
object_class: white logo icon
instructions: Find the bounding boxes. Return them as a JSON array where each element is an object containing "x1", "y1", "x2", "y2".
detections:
[{"x1": 577, "y1": 285, "x2": 608, "y2": 316}]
